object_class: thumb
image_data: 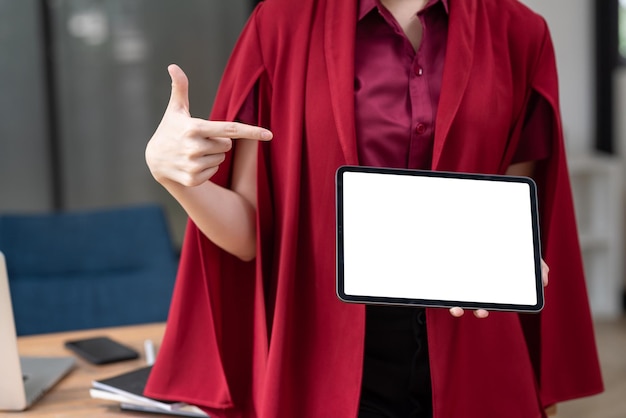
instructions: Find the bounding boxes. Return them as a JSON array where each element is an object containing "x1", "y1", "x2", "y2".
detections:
[{"x1": 167, "y1": 64, "x2": 190, "y2": 113}]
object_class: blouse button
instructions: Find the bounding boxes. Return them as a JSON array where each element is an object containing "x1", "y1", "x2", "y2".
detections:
[
  {"x1": 415, "y1": 123, "x2": 426, "y2": 134},
  {"x1": 415, "y1": 66, "x2": 423, "y2": 76}
]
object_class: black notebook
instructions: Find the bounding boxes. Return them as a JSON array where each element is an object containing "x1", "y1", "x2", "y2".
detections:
[{"x1": 91, "y1": 366, "x2": 208, "y2": 417}]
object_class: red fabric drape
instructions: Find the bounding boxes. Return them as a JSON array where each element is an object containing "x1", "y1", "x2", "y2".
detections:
[{"x1": 146, "y1": 1, "x2": 603, "y2": 417}]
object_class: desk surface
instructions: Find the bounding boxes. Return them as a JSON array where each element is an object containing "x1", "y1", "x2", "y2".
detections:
[
  {"x1": 2, "y1": 323, "x2": 166, "y2": 417},
  {"x1": 4, "y1": 322, "x2": 559, "y2": 418}
]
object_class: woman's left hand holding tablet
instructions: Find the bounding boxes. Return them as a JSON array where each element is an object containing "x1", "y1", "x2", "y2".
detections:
[{"x1": 448, "y1": 259, "x2": 550, "y2": 319}]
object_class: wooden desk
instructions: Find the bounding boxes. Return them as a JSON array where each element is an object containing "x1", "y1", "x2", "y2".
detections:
[
  {"x1": 5, "y1": 322, "x2": 559, "y2": 417},
  {"x1": 1, "y1": 323, "x2": 166, "y2": 417}
]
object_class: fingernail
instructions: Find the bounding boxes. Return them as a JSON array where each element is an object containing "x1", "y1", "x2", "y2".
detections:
[{"x1": 261, "y1": 130, "x2": 272, "y2": 140}]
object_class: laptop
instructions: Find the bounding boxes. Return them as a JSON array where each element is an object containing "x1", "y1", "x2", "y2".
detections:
[
  {"x1": 335, "y1": 166, "x2": 544, "y2": 312},
  {"x1": 0, "y1": 251, "x2": 75, "y2": 411}
]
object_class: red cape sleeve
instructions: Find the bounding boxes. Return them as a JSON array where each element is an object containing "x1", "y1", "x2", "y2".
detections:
[
  {"x1": 519, "y1": 22, "x2": 604, "y2": 406},
  {"x1": 144, "y1": 6, "x2": 268, "y2": 416}
]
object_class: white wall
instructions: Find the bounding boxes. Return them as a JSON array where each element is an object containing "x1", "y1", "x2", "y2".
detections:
[{"x1": 520, "y1": 0, "x2": 594, "y2": 155}]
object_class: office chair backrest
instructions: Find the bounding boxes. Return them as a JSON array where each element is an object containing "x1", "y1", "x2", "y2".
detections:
[{"x1": 0, "y1": 204, "x2": 178, "y2": 335}]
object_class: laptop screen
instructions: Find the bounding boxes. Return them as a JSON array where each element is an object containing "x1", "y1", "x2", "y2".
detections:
[
  {"x1": 0, "y1": 251, "x2": 28, "y2": 409},
  {"x1": 0, "y1": 251, "x2": 74, "y2": 411},
  {"x1": 335, "y1": 166, "x2": 544, "y2": 312}
]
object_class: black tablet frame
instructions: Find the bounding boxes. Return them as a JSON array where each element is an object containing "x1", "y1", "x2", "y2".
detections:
[{"x1": 335, "y1": 165, "x2": 544, "y2": 313}]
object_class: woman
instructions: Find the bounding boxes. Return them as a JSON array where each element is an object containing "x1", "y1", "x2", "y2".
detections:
[{"x1": 144, "y1": 0, "x2": 603, "y2": 417}]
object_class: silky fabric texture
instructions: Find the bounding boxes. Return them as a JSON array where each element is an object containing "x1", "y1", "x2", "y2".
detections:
[
  {"x1": 354, "y1": 0, "x2": 447, "y2": 169},
  {"x1": 145, "y1": 1, "x2": 604, "y2": 417}
]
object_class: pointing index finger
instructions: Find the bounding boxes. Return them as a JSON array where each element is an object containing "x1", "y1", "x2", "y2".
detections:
[{"x1": 197, "y1": 120, "x2": 273, "y2": 141}]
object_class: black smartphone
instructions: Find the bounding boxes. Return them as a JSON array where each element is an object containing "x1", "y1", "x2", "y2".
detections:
[{"x1": 64, "y1": 336, "x2": 139, "y2": 365}]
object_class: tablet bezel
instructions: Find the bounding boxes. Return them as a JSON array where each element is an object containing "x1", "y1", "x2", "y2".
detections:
[{"x1": 335, "y1": 165, "x2": 544, "y2": 313}]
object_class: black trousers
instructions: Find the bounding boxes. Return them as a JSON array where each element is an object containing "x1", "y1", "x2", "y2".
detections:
[{"x1": 359, "y1": 306, "x2": 432, "y2": 418}]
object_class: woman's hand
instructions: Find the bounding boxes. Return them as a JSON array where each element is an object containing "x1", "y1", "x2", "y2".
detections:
[
  {"x1": 448, "y1": 259, "x2": 550, "y2": 319},
  {"x1": 145, "y1": 64, "x2": 272, "y2": 188}
]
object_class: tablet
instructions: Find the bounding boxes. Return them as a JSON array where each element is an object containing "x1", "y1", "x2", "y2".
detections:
[{"x1": 335, "y1": 166, "x2": 544, "y2": 312}]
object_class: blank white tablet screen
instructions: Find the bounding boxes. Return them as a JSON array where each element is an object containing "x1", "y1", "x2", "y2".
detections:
[{"x1": 339, "y1": 169, "x2": 540, "y2": 309}]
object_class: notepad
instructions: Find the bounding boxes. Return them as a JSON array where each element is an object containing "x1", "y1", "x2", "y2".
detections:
[{"x1": 335, "y1": 166, "x2": 544, "y2": 312}]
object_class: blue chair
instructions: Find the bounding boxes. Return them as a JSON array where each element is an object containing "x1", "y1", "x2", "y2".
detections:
[{"x1": 0, "y1": 204, "x2": 178, "y2": 336}]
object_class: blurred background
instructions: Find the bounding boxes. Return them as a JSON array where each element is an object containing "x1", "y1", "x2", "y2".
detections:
[
  {"x1": 0, "y1": 0, "x2": 624, "y2": 414},
  {"x1": 2, "y1": 0, "x2": 623, "y2": 315},
  {"x1": 0, "y1": 0, "x2": 253, "y2": 245}
]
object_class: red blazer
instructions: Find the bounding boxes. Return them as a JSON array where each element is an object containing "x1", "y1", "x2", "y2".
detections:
[{"x1": 146, "y1": 0, "x2": 604, "y2": 417}]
